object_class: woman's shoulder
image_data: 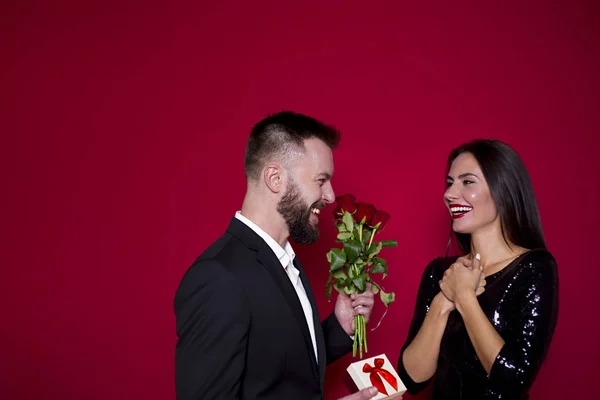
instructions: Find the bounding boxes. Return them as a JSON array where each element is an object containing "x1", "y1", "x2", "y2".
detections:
[
  {"x1": 424, "y1": 255, "x2": 460, "y2": 276},
  {"x1": 517, "y1": 248, "x2": 558, "y2": 270},
  {"x1": 509, "y1": 248, "x2": 559, "y2": 285}
]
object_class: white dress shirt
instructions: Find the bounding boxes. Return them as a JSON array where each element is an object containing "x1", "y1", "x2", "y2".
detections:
[{"x1": 235, "y1": 211, "x2": 318, "y2": 362}]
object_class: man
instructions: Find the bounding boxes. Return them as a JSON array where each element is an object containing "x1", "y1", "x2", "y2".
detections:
[{"x1": 174, "y1": 111, "x2": 376, "y2": 400}]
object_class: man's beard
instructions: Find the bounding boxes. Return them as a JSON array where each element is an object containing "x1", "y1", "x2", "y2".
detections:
[{"x1": 277, "y1": 181, "x2": 322, "y2": 245}]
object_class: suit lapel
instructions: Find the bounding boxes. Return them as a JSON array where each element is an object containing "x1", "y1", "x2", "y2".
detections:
[
  {"x1": 295, "y1": 258, "x2": 327, "y2": 387},
  {"x1": 226, "y1": 218, "x2": 320, "y2": 383}
]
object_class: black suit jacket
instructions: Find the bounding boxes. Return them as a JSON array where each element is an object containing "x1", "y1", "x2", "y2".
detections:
[{"x1": 174, "y1": 217, "x2": 353, "y2": 400}]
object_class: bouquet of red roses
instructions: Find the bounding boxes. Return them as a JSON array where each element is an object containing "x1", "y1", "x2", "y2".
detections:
[{"x1": 326, "y1": 194, "x2": 397, "y2": 358}]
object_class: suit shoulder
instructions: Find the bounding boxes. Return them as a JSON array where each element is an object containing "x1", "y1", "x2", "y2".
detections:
[{"x1": 174, "y1": 233, "x2": 251, "y2": 309}]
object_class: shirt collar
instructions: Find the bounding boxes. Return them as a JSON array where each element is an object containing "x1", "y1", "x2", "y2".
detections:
[{"x1": 234, "y1": 211, "x2": 295, "y2": 269}]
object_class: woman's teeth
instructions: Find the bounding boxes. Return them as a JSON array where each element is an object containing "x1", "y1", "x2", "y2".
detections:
[{"x1": 450, "y1": 206, "x2": 472, "y2": 213}]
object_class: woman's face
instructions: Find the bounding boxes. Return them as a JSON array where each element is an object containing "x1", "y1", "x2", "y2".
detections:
[{"x1": 444, "y1": 152, "x2": 499, "y2": 234}]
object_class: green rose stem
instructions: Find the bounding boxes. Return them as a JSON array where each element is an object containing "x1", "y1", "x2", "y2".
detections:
[
  {"x1": 352, "y1": 246, "x2": 369, "y2": 358},
  {"x1": 367, "y1": 225, "x2": 378, "y2": 250}
]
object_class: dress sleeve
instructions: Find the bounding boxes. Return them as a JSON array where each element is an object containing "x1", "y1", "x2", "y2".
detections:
[
  {"x1": 484, "y1": 251, "x2": 559, "y2": 399},
  {"x1": 397, "y1": 257, "x2": 446, "y2": 394}
]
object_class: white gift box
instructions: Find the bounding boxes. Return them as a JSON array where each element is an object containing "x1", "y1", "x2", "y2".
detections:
[{"x1": 346, "y1": 353, "x2": 406, "y2": 400}]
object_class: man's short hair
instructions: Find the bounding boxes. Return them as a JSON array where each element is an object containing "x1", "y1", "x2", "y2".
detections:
[{"x1": 244, "y1": 111, "x2": 341, "y2": 180}]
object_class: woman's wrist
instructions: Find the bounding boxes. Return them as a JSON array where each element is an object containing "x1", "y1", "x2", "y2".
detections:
[
  {"x1": 455, "y1": 290, "x2": 477, "y2": 314},
  {"x1": 431, "y1": 292, "x2": 454, "y2": 317}
]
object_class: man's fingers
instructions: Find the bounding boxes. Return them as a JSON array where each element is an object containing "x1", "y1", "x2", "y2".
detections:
[
  {"x1": 338, "y1": 386, "x2": 379, "y2": 400},
  {"x1": 352, "y1": 297, "x2": 375, "y2": 309}
]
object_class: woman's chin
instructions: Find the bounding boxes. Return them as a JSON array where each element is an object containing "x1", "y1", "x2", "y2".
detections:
[{"x1": 452, "y1": 222, "x2": 473, "y2": 234}]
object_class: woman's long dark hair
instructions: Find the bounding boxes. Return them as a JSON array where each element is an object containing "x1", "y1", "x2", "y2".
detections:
[{"x1": 446, "y1": 139, "x2": 546, "y2": 254}]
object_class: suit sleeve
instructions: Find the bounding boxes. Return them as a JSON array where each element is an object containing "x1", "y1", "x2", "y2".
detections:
[
  {"x1": 174, "y1": 260, "x2": 251, "y2": 400},
  {"x1": 322, "y1": 312, "x2": 353, "y2": 364}
]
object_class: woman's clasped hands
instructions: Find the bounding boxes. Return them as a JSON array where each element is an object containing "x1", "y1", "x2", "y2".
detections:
[{"x1": 437, "y1": 254, "x2": 486, "y2": 312}]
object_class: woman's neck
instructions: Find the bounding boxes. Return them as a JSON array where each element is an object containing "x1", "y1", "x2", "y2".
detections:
[{"x1": 469, "y1": 222, "x2": 527, "y2": 274}]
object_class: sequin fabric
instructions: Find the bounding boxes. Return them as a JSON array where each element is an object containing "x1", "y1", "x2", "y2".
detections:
[{"x1": 397, "y1": 249, "x2": 559, "y2": 400}]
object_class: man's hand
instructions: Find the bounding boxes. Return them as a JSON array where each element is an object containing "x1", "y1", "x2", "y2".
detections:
[
  {"x1": 334, "y1": 282, "x2": 375, "y2": 336},
  {"x1": 338, "y1": 387, "x2": 378, "y2": 400},
  {"x1": 338, "y1": 386, "x2": 403, "y2": 400}
]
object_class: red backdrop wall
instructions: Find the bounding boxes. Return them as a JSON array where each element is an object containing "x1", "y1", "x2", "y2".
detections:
[{"x1": 3, "y1": 1, "x2": 599, "y2": 399}]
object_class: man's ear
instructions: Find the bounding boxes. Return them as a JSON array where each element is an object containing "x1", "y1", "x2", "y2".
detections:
[{"x1": 264, "y1": 164, "x2": 284, "y2": 194}]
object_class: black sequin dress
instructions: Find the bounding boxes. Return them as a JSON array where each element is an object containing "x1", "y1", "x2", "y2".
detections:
[{"x1": 397, "y1": 249, "x2": 559, "y2": 400}]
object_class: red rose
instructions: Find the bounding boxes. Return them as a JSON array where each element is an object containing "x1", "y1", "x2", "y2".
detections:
[
  {"x1": 355, "y1": 202, "x2": 376, "y2": 224},
  {"x1": 333, "y1": 193, "x2": 357, "y2": 219},
  {"x1": 370, "y1": 210, "x2": 391, "y2": 230}
]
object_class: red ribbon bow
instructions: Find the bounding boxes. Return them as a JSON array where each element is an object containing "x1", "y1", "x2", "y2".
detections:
[{"x1": 362, "y1": 358, "x2": 398, "y2": 396}]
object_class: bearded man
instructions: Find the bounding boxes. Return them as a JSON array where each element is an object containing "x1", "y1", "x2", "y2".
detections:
[{"x1": 174, "y1": 111, "x2": 376, "y2": 400}]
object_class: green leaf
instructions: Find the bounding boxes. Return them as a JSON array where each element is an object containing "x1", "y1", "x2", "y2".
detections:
[
  {"x1": 344, "y1": 285, "x2": 355, "y2": 295},
  {"x1": 332, "y1": 269, "x2": 348, "y2": 279},
  {"x1": 380, "y1": 290, "x2": 395, "y2": 306},
  {"x1": 371, "y1": 257, "x2": 388, "y2": 275},
  {"x1": 352, "y1": 274, "x2": 367, "y2": 293},
  {"x1": 362, "y1": 230, "x2": 372, "y2": 244},
  {"x1": 343, "y1": 211, "x2": 354, "y2": 233},
  {"x1": 381, "y1": 240, "x2": 398, "y2": 248},
  {"x1": 329, "y1": 249, "x2": 346, "y2": 271},
  {"x1": 337, "y1": 232, "x2": 352, "y2": 241},
  {"x1": 333, "y1": 278, "x2": 346, "y2": 293},
  {"x1": 337, "y1": 222, "x2": 348, "y2": 233},
  {"x1": 325, "y1": 272, "x2": 333, "y2": 300},
  {"x1": 370, "y1": 283, "x2": 380, "y2": 294},
  {"x1": 343, "y1": 239, "x2": 362, "y2": 263},
  {"x1": 348, "y1": 267, "x2": 357, "y2": 278},
  {"x1": 326, "y1": 251, "x2": 332, "y2": 263},
  {"x1": 367, "y1": 241, "x2": 382, "y2": 259}
]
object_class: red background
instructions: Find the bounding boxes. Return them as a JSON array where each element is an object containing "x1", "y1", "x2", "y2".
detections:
[{"x1": 2, "y1": 1, "x2": 599, "y2": 399}]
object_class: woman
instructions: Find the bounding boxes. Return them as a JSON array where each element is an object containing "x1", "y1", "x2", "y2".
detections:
[{"x1": 397, "y1": 139, "x2": 559, "y2": 399}]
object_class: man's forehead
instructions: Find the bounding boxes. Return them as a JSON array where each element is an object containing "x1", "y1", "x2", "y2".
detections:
[{"x1": 293, "y1": 148, "x2": 334, "y2": 178}]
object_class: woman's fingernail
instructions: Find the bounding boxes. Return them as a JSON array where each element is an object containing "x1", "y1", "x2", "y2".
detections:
[{"x1": 476, "y1": 253, "x2": 481, "y2": 260}]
